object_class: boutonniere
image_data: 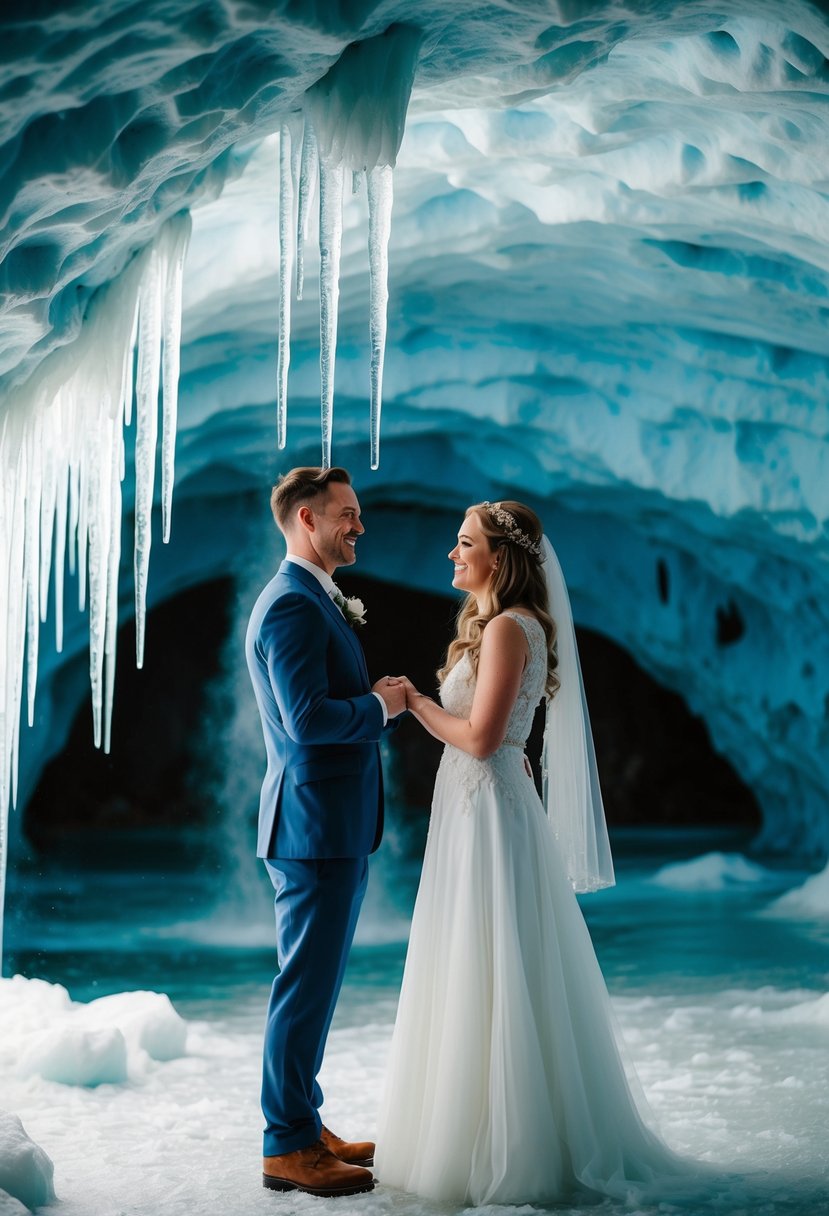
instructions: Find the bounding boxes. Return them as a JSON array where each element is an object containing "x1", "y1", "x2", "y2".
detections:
[{"x1": 334, "y1": 591, "x2": 367, "y2": 628}]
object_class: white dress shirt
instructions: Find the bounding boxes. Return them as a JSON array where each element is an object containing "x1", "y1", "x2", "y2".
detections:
[{"x1": 284, "y1": 554, "x2": 387, "y2": 725}]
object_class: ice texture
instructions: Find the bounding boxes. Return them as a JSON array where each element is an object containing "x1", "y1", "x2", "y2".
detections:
[
  {"x1": 276, "y1": 25, "x2": 420, "y2": 466},
  {"x1": 0, "y1": 977, "x2": 187, "y2": 1087},
  {"x1": 766, "y1": 860, "x2": 829, "y2": 919},
  {"x1": 0, "y1": 1112, "x2": 54, "y2": 1213},
  {"x1": 0, "y1": 216, "x2": 190, "y2": 957},
  {"x1": 2, "y1": 962, "x2": 829, "y2": 1216},
  {"x1": 651, "y1": 853, "x2": 774, "y2": 891},
  {"x1": 2, "y1": 0, "x2": 829, "y2": 891}
]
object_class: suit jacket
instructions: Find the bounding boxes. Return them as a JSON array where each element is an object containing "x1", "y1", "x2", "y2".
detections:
[{"x1": 245, "y1": 559, "x2": 386, "y2": 859}]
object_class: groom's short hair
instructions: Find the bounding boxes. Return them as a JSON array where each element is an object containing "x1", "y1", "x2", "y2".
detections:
[{"x1": 271, "y1": 466, "x2": 352, "y2": 530}]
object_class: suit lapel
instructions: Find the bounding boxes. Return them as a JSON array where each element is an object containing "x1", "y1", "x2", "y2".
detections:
[{"x1": 280, "y1": 561, "x2": 370, "y2": 683}]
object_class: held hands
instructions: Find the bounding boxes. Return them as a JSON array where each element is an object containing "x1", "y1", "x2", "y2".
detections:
[
  {"x1": 396, "y1": 676, "x2": 422, "y2": 711},
  {"x1": 372, "y1": 675, "x2": 407, "y2": 718},
  {"x1": 371, "y1": 675, "x2": 425, "y2": 718}
]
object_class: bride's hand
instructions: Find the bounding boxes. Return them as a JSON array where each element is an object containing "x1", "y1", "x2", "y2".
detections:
[{"x1": 396, "y1": 675, "x2": 421, "y2": 709}]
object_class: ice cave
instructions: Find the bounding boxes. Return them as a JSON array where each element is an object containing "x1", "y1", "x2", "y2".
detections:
[{"x1": 1, "y1": 2, "x2": 828, "y2": 1214}]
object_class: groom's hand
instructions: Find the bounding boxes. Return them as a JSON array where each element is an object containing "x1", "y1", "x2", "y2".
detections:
[{"x1": 372, "y1": 675, "x2": 407, "y2": 718}]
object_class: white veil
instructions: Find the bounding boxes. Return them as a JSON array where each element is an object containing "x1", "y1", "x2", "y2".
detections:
[{"x1": 540, "y1": 536, "x2": 615, "y2": 893}]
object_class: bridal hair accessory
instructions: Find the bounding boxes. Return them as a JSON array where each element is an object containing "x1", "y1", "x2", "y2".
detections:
[
  {"x1": 482, "y1": 502, "x2": 543, "y2": 557},
  {"x1": 540, "y1": 536, "x2": 615, "y2": 893},
  {"x1": 333, "y1": 589, "x2": 367, "y2": 627}
]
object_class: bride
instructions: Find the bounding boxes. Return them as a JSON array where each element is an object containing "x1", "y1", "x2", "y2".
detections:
[{"x1": 375, "y1": 500, "x2": 691, "y2": 1206}]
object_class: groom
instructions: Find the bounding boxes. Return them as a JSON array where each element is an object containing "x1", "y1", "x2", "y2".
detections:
[{"x1": 245, "y1": 466, "x2": 405, "y2": 1198}]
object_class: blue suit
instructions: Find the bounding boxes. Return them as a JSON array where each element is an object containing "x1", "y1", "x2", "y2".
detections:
[{"x1": 245, "y1": 559, "x2": 387, "y2": 1155}]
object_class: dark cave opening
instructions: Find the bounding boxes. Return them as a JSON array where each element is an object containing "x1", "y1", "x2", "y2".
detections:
[{"x1": 24, "y1": 569, "x2": 760, "y2": 855}]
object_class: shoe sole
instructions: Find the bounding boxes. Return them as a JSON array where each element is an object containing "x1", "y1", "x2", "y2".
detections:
[{"x1": 263, "y1": 1174, "x2": 375, "y2": 1197}]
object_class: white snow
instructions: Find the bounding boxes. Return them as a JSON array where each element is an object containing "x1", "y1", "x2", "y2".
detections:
[
  {"x1": 0, "y1": 1111, "x2": 54, "y2": 1212},
  {"x1": 0, "y1": 974, "x2": 827, "y2": 1216},
  {"x1": 650, "y1": 852, "x2": 774, "y2": 891},
  {"x1": 765, "y1": 860, "x2": 829, "y2": 919},
  {"x1": 0, "y1": 977, "x2": 187, "y2": 1087}
]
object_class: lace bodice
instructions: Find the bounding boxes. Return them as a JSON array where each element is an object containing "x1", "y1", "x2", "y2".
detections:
[
  {"x1": 435, "y1": 612, "x2": 548, "y2": 810},
  {"x1": 440, "y1": 612, "x2": 547, "y2": 742}
]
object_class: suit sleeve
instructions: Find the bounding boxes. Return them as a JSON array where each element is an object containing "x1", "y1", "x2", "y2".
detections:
[{"x1": 259, "y1": 592, "x2": 385, "y2": 745}]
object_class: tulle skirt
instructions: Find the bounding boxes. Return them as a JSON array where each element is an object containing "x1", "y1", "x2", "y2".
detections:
[{"x1": 375, "y1": 747, "x2": 690, "y2": 1205}]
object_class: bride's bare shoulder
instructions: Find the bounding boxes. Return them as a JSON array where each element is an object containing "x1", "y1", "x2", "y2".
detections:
[
  {"x1": 481, "y1": 612, "x2": 532, "y2": 654},
  {"x1": 491, "y1": 607, "x2": 539, "y2": 626}
]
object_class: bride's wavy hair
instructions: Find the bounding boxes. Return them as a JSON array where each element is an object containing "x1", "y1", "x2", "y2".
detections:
[{"x1": 438, "y1": 500, "x2": 559, "y2": 698}]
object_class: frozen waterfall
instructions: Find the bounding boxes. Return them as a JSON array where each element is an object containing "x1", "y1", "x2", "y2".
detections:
[{"x1": 0, "y1": 215, "x2": 191, "y2": 959}]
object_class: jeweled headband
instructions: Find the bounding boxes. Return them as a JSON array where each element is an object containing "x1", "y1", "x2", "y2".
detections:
[{"x1": 482, "y1": 501, "x2": 543, "y2": 558}]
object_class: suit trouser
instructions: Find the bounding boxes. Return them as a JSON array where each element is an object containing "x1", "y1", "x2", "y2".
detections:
[{"x1": 261, "y1": 856, "x2": 368, "y2": 1157}]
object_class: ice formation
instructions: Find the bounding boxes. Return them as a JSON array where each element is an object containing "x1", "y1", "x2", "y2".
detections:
[
  {"x1": 651, "y1": 852, "x2": 774, "y2": 891},
  {"x1": 0, "y1": 976, "x2": 187, "y2": 1086},
  {"x1": 765, "y1": 859, "x2": 829, "y2": 919},
  {"x1": 0, "y1": 215, "x2": 190, "y2": 959},
  {"x1": 0, "y1": 18, "x2": 422, "y2": 958},
  {"x1": 276, "y1": 25, "x2": 420, "y2": 465},
  {"x1": 0, "y1": 1112, "x2": 54, "y2": 1213},
  {"x1": 1, "y1": 0, "x2": 829, "y2": 928}
]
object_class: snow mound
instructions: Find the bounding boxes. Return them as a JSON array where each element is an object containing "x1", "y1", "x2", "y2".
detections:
[
  {"x1": 0, "y1": 1193, "x2": 28, "y2": 1216},
  {"x1": 767, "y1": 992, "x2": 829, "y2": 1027},
  {"x1": 765, "y1": 861, "x2": 829, "y2": 919},
  {"x1": 17, "y1": 1026, "x2": 127, "y2": 1088},
  {"x1": 81, "y1": 991, "x2": 187, "y2": 1062},
  {"x1": 0, "y1": 1111, "x2": 55, "y2": 1211},
  {"x1": 730, "y1": 990, "x2": 829, "y2": 1029},
  {"x1": 650, "y1": 852, "x2": 772, "y2": 891},
  {"x1": 0, "y1": 977, "x2": 187, "y2": 1087}
]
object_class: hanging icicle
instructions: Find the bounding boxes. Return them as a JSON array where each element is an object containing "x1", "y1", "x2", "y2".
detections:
[
  {"x1": 295, "y1": 123, "x2": 317, "y2": 304},
  {"x1": 318, "y1": 161, "x2": 345, "y2": 471},
  {"x1": 277, "y1": 118, "x2": 298, "y2": 451},
  {"x1": 0, "y1": 211, "x2": 191, "y2": 962},
  {"x1": 367, "y1": 164, "x2": 393, "y2": 471},
  {"x1": 274, "y1": 24, "x2": 422, "y2": 470}
]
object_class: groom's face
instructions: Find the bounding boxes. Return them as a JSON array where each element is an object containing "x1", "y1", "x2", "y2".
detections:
[{"x1": 311, "y1": 483, "x2": 364, "y2": 572}]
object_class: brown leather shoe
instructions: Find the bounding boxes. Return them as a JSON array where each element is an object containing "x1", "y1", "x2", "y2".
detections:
[
  {"x1": 321, "y1": 1124, "x2": 375, "y2": 1167},
  {"x1": 262, "y1": 1140, "x2": 374, "y2": 1197}
]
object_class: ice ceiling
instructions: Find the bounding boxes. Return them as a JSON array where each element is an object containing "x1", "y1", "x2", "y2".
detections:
[{"x1": 2, "y1": 0, "x2": 829, "y2": 906}]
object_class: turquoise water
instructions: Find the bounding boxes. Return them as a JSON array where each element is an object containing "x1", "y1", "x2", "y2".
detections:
[{"x1": 5, "y1": 826, "x2": 826, "y2": 1003}]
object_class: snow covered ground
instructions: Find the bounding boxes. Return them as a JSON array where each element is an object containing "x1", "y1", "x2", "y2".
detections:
[{"x1": 2, "y1": 832, "x2": 828, "y2": 1215}]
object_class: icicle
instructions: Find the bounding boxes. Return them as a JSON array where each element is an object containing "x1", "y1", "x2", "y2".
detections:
[
  {"x1": 123, "y1": 301, "x2": 138, "y2": 429},
  {"x1": 367, "y1": 165, "x2": 393, "y2": 470},
  {"x1": 295, "y1": 123, "x2": 317, "y2": 303},
  {"x1": 8, "y1": 464, "x2": 26, "y2": 817},
  {"x1": 24, "y1": 418, "x2": 41, "y2": 727},
  {"x1": 39, "y1": 436, "x2": 57, "y2": 623},
  {"x1": 77, "y1": 448, "x2": 89, "y2": 613},
  {"x1": 160, "y1": 215, "x2": 190, "y2": 543},
  {"x1": 133, "y1": 249, "x2": 163, "y2": 669},
  {"x1": 289, "y1": 25, "x2": 421, "y2": 468},
  {"x1": 54, "y1": 459, "x2": 68, "y2": 652},
  {"x1": 86, "y1": 410, "x2": 111, "y2": 750},
  {"x1": 318, "y1": 161, "x2": 344, "y2": 470},
  {"x1": 68, "y1": 456, "x2": 79, "y2": 578},
  {"x1": 277, "y1": 121, "x2": 296, "y2": 451},
  {"x1": 103, "y1": 426, "x2": 122, "y2": 755}
]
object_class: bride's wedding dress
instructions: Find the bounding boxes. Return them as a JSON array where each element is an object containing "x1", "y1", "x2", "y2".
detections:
[{"x1": 375, "y1": 612, "x2": 689, "y2": 1205}]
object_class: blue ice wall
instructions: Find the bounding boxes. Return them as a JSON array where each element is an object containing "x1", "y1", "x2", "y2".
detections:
[{"x1": 3, "y1": 3, "x2": 829, "y2": 856}]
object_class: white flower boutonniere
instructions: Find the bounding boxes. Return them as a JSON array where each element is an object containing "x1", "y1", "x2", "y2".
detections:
[
  {"x1": 343, "y1": 596, "x2": 367, "y2": 628},
  {"x1": 333, "y1": 588, "x2": 367, "y2": 627}
]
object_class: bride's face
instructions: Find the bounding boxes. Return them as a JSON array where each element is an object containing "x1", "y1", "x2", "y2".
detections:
[{"x1": 449, "y1": 513, "x2": 498, "y2": 597}]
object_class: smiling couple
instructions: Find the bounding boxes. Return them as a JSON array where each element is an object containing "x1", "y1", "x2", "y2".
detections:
[{"x1": 245, "y1": 465, "x2": 690, "y2": 1207}]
